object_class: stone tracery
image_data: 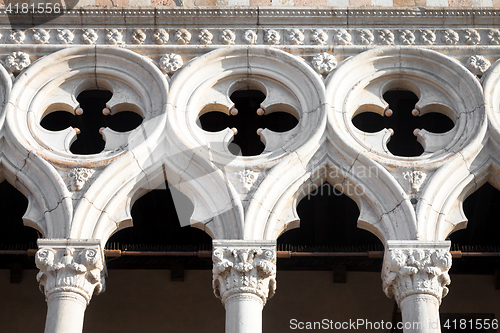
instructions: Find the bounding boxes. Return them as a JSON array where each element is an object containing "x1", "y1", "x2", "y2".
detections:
[{"x1": 0, "y1": 7, "x2": 500, "y2": 333}]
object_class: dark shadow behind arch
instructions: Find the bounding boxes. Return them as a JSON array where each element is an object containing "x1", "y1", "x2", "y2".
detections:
[
  {"x1": 278, "y1": 183, "x2": 383, "y2": 271},
  {"x1": 0, "y1": 180, "x2": 40, "y2": 270},
  {"x1": 106, "y1": 181, "x2": 213, "y2": 269},
  {"x1": 448, "y1": 182, "x2": 500, "y2": 274}
]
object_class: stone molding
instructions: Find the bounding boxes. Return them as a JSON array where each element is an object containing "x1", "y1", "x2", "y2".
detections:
[
  {"x1": 212, "y1": 240, "x2": 276, "y2": 306},
  {"x1": 35, "y1": 239, "x2": 106, "y2": 305},
  {"x1": 2, "y1": 27, "x2": 500, "y2": 48},
  {"x1": 382, "y1": 241, "x2": 451, "y2": 305},
  {"x1": 3, "y1": 8, "x2": 500, "y2": 19}
]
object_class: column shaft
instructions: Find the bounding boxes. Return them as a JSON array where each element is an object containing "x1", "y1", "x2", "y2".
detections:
[
  {"x1": 45, "y1": 292, "x2": 87, "y2": 333},
  {"x1": 225, "y1": 293, "x2": 264, "y2": 333},
  {"x1": 400, "y1": 294, "x2": 441, "y2": 333}
]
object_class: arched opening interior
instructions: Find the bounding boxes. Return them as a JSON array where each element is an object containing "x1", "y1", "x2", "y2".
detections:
[
  {"x1": 0, "y1": 181, "x2": 40, "y2": 279},
  {"x1": 278, "y1": 183, "x2": 383, "y2": 271},
  {"x1": 106, "y1": 181, "x2": 212, "y2": 269},
  {"x1": 448, "y1": 182, "x2": 500, "y2": 274}
]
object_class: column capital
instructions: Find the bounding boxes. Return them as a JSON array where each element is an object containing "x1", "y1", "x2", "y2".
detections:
[
  {"x1": 382, "y1": 241, "x2": 452, "y2": 305},
  {"x1": 35, "y1": 239, "x2": 106, "y2": 305},
  {"x1": 212, "y1": 240, "x2": 276, "y2": 306}
]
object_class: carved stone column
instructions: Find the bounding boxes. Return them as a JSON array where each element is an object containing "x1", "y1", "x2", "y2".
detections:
[
  {"x1": 36, "y1": 239, "x2": 106, "y2": 333},
  {"x1": 382, "y1": 241, "x2": 452, "y2": 333},
  {"x1": 212, "y1": 240, "x2": 276, "y2": 333}
]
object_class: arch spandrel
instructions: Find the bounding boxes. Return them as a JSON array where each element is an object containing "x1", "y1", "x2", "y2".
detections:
[
  {"x1": 324, "y1": 47, "x2": 486, "y2": 242},
  {"x1": 167, "y1": 46, "x2": 326, "y2": 241},
  {"x1": 4, "y1": 46, "x2": 172, "y2": 242}
]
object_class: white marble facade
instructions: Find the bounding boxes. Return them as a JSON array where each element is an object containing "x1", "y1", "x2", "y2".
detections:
[{"x1": 0, "y1": 7, "x2": 500, "y2": 333}]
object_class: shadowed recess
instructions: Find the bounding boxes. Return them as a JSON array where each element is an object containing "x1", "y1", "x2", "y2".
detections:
[
  {"x1": 107, "y1": 181, "x2": 212, "y2": 249},
  {"x1": 41, "y1": 90, "x2": 143, "y2": 155},
  {"x1": 352, "y1": 90, "x2": 454, "y2": 157},
  {"x1": 278, "y1": 183, "x2": 382, "y2": 249},
  {"x1": 0, "y1": 181, "x2": 39, "y2": 245},
  {"x1": 198, "y1": 90, "x2": 298, "y2": 156}
]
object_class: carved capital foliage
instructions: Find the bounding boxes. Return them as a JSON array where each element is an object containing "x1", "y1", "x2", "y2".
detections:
[
  {"x1": 35, "y1": 240, "x2": 106, "y2": 304},
  {"x1": 212, "y1": 241, "x2": 276, "y2": 306},
  {"x1": 382, "y1": 241, "x2": 451, "y2": 305}
]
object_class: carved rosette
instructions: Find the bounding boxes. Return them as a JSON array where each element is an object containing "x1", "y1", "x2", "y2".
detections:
[
  {"x1": 159, "y1": 53, "x2": 183, "y2": 74},
  {"x1": 57, "y1": 29, "x2": 74, "y2": 44},
  {"x1": 464, "y1": 28, "x2": 480, "y2": 45},
  {"x1": 311, "y1": 52, "x2": 337, "y2": 75},
  {"x1": 358, "y1": 29, "x2": 374, "y2": 45},
  {"x1": 229, "y1": 169, "x2": 259, "y2": 194},
  {"x1": 9, "y1": 29, "x2": 25, "y2": 44},
  {"x1": 220, "y1": 29, "x2": 236, "y2": 45},
  {"x1": 311, "y1": 29, "x2": 328, "y2": 45},
  {"x1": 106, "y1": 29, "x2": 123, "y2": 45},
  {"x1": 35, "y1": 241, "x2": 105, "y2": 305},
  {"x1": 212, "y1": 242, "x2": 276, "y2": 306},
  {"x1": 378, "y1": 29, "x2": 394, "y2": 45},
  {"x1": 399, "y1": 29, "x2": 415, "y2": 45},
  {"x1": 264, "y1": 29, "x2": 280, "y2": 45},
  {"x1": 488, "y1": 29, "x2": 500, "y2": 45},
  {"x1": 152, "y1": 28, "x2": 169, "y2": 45},
  {"x1": 420, "y1": 29, "x2": 436, "y2": 45},
  {"x1": 382, "y1": 243, "x2": 451, "y2": 305},
  {"x1": 5, "y1": 52, "x2": 30, "y2": 72},
  {"x1": 82, "y1": 29, "x2": 98, "y2": 44},
  {"x1": 243, "y1": 30, "x2": 257, "y2": 45},
  {"x1": 175, "y1": 29, "x2": 191, "y2": 45},
  {"x1": 286, "y1": 28, "x2": 304, "y2": 45},
  {"x1": 32, "y1": 28, "x2": 50, "y2": 44},
  {"x1": 466, "y1": 55, "x2": 491, "y2": 76},
  {"x1": 442, "y1": 29, "x2": 459, "y2": 45},
  {"x1": 333, "y1": 29, "x2": 351, "y2": 45},
  {"x1": 131, "y1": 29, "x2": 147, "y2": 45},
  {"x1": 198, "y1": 29, "x2": 213, "y2": 45}
]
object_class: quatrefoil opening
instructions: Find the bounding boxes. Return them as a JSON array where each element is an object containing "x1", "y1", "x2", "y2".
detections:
[
  {"x1": 327, "y1": 47, "x2": 485, "y2": 168},
  {"x1": 352, "y1": 86, "x2": 455, "y2": 157},
  {"x1": 349, "y1": 79, "x2": 456, "y2": 157},
  {"x1": 197, "y1": 79, "x2": 300, "y2": 156},
  {"x1": 39, "y1": 80, "x2": 144, "y2": 155}
]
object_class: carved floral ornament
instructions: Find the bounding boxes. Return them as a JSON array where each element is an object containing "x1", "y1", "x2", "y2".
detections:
[
  {"x1": 131, "y1": 29, "x2": 147, "y2": 45},
  {"x1": 230, "y1": 170, "x2": 259, "y2": 194},
  {"x1": 466, "y1": 55, "x2": 491, "y2": 76},
  {"x1": 212, "y1": 243, "x2": 276, "y2": 305},
  {"x1": 382, "y1": 244, "x2": 452, "y2": 305},
  {"x1": 32, "y1": 28, "x2": 50, "y2": 44},
  {"x1": 64, "y1": 168, "x2": 95, "y2": 192},
  {"x1": 0, "y1": 27, "x2": 499, "y2": 46},
  {"x1": 220, "y1": 29, "x2": 236, "y2": 45},
  {"x1": 82, "y1": 29, "x2": 98, "y2": 44},
  {"x1": 5, "y1": 51, "x2": 30, "y2": 72},
  {"x1": 57, "y1": 29, "x2": 74, "y2": 44},
  {"x1": 403, "y1": 171, "x2": 426, "y2": 194},
  {"x1": 35, "y1": 241, "x2": 105, "y2": 303},
  {"x1": 311, "y1": 52, "x2": 337, "y2": 75},
  {"x1": 159, "y1": 53, "x2": 183, "y2": 73}
]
